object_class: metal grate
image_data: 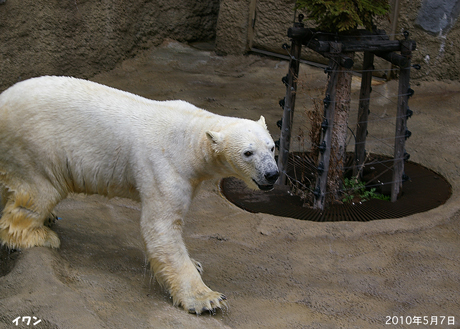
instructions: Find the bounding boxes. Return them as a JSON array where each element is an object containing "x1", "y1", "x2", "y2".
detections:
[{"x1": 220, "y1": 154, "x2": 451, "y2": 222}]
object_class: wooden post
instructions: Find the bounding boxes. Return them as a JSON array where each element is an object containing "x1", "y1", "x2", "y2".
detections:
[
  {"x1": 327, "y1": 53, "x2": 354, "y2": 201},
  {"x1": 275, "y1": 27, "x2": 417, "y2": 207},
  {"x1": 313, "y1": 60, "x2": 339, "y2": 209},
  {"x1": 391, "y1": 37, "x2": 413, "y2": 202},
  {"x1": 276, "y1": 36, "x2": 302, "y2": 185},
  {"x1": 353, "y1": 51, "x2": 374, "y2": 178}
]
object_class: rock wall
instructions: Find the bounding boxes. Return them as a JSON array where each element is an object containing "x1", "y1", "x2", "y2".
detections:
[
  {"x1": 215, "y1": 0, "x2": 253, "y2": 55},
  {"x1": 0, "y1": 0, "x2": 220, "y2": 91},
  {"x1": 1, "y1": 0, "x2": 457, "y2": 90},
  {"x1": 215, "y1": 0, "x2": 460, "y2": 81},
  {"x1": 399, "y1": 0, "x2": 460, "y2": 81}
]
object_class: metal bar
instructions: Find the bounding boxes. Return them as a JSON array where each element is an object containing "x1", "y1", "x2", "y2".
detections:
[
  {"x1": 249, "y1": 47, "x2": 328, "y2": 69},
  {"x1": 246, "y1": 0, "x2": 257, "y2": 50},
  {"x1": 386, "y1": 0, "x2": 401, "y2": 77},
  {"x1": 390, "y1": 0, "x2": 401, "y2": 41}
]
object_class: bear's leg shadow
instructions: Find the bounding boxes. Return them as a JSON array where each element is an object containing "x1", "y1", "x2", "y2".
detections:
[
  {"x1": 140, "y1": 202, "x2": 227, "y2": 314},
  {"x1": 0, "y1": 179, "x2": 62, "y2": 249},
  {"x1": 0, "y1": 184, "x2": 9, "y2": 211}
]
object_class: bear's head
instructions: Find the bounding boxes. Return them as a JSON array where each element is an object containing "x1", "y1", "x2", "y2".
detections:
[{"x1": 206, "y1": 116, "x2": 279, "y2": 190}]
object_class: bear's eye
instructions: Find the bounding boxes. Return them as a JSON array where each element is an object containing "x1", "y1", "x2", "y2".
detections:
[
  {"x1": 271, "y1": 147, "x2": 274, "y2": 153},
  {"x1": 244, "y1": 151, "x2": 253, "y2": 157}
]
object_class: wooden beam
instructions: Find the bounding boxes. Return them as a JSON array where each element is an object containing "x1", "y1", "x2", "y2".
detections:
[
  {"x1": 276, "y1": 36, "x2": 302, "y2": 185},
  {"x1": 342, "y1": 40, "x2": 415, "y2": 52},
  {"x1": 316, "y1": 47, "x2": 355, "y2": 68},
  {"x1": 374, "y1": 51, "x2": 409, "y2": 68},
  {"x1": 391, "y1": 38, "x2": 413, "y2": 202},
  {"x1": 313, "y1": 60, "x2": 339, "y2": 209},
  {"x1": 354, "y1": 51, "x2": 374, "y2": 178},
  {"x1": 306, "y1": 39, "x2": 416, "y2": 53},
  {"x1": 288, "y1": 26, "x2": 416, "y2": 54}
]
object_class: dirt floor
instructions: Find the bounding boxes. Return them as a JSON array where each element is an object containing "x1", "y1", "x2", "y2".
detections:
[{"x1": 1, "y1": 40, "x2": 459, "y2": 328}]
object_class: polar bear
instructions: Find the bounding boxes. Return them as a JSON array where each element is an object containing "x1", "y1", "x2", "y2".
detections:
[{"x1": 0, "y1": 76, "x2": 279, "y2": 314}]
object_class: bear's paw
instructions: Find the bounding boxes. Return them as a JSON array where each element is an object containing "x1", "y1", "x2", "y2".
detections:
[
  {"x1": 0, "y1": 226, "x2": 60, "y2": 249},
  {"x1": 181, "y1": 289, "x2": 227, "y2": 315}
]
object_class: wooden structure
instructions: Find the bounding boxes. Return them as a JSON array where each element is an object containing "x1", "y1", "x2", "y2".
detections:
[{"x1": 276, "y1": 15, "x2": 417, "y2": 210}]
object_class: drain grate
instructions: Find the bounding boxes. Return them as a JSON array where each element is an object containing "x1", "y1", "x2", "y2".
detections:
[{"x1": 220, "y1": 156, "x2": 452, "y2": 222}]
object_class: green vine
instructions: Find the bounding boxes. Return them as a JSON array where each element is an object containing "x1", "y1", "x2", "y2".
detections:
[
  {"x1": 295, "y1": 0, "x2": 390, "y2": 32},
  {"x1": 342, "y1": 178, "x2": 390, "y2": 203}
]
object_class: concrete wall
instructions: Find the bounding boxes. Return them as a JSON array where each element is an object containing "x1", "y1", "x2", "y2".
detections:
[
  {"x1": 215, "y1": 0, "x2": 460, "y2": 81},
  {"x1": 1, "y1": 0, "x2": 457, "y2": 88},
  {"x1": 0, "y1": 0, "x2": 220, "y2": 91}
]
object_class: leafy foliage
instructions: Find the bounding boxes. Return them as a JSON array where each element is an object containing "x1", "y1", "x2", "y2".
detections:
[
  {"x1": 341, "y1": 178, "x2": 390, "y2": 203},
  {"x1": 295, "y1": 0, "x2": 390, "y2": 32}
]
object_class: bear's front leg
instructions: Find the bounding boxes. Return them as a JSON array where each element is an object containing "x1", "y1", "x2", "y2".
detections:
[{"x1": 140, "y1": 203, "x2": 227, "y2": 314}]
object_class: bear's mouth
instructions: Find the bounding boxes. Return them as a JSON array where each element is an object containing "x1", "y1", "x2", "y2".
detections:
[{"x1": 253, "y1": 179, "x2": 274, "y2": 191}]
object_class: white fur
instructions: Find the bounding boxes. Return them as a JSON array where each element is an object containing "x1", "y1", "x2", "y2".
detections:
[{"x1": 0, "y1": 76, "x2": 278, "y2": 314}]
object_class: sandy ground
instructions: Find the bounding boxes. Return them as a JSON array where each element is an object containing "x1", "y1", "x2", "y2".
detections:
[{"x1": 1, "y1": 40, "x2": 459, "y2": 329}]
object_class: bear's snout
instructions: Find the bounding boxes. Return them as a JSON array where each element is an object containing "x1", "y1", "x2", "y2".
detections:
[
  {"x1": 264, "y1": 170, "x2": 279, "y2": 184},
  {"x1": 253, "y1": 168, "x2": 279, "y2": 191}
]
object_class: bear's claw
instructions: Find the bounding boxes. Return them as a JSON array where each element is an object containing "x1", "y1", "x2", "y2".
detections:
[
  {"x1": 191, "y1": 258, "x2": 203, "y2": 274},
  {"x1": 188, "y1": 307, "x2": 218, "y2": 315},
  {"x1": 44, "y1": 212, "x2": 61, "y2": 228},
  {"x1": 182, "y1": 292, "x2": 227, "y2": 315}
]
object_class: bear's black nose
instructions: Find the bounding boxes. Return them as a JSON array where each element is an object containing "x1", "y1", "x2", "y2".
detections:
[{"x1": 265, "y1": 170, "x2": 280, "y2": 184}]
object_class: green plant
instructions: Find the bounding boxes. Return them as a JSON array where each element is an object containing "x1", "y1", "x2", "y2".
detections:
[
  {"x1": 295, "y1": 0, "x2": 390, "y2": 32},
  {"x1": 341, "y1": 178, "x2": 390, "y2": 203}
]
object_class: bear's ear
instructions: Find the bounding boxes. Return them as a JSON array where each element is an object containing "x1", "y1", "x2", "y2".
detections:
[
  {"x1": 206, "y1": 131, "x2": 224, "y2": 152},
  {"x1": 257, "y1": 115, "x2": 267, "y2": 129}
]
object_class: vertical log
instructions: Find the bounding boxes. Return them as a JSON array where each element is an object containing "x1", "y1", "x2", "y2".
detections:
[
  {"x1": 327, "y1": 53, "x2": 354, "y2": 201},
  {"x1": 276, "y1": 36, "x2": 302, "y2": 185},
  {"x1": 391, "y1": 38, "x2": 413, "y2": 202},
  {"x1": 313, "y1": 60, "x2": 339, "y2": 209},
  {"x1": 353, "y1": 51, "x2": 374, "y2": 178}
]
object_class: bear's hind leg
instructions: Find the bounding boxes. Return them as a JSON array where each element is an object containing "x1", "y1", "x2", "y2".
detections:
[{"x1": 0, "y1": 185, "x2": 62, "y2": 249}]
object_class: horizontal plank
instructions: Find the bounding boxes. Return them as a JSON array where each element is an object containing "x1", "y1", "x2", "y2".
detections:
[
  {"x1": 288, "y1": 27, "x2": 416, "y2": 53},
  {"x1": 374, "y1": 51, "x2": 409, "y2": 68}
]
